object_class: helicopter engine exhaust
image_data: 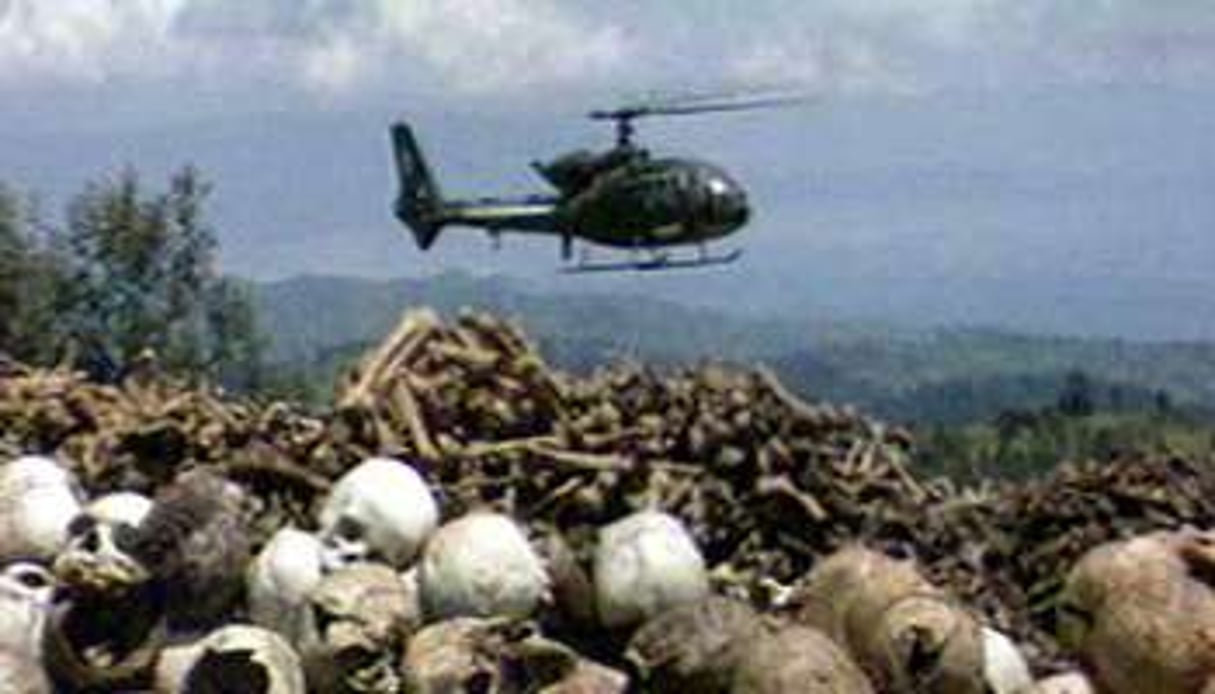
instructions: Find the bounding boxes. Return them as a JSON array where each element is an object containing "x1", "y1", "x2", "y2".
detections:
[{"x1": 390, "y1": 122, "x2": 445, "y2": 250}]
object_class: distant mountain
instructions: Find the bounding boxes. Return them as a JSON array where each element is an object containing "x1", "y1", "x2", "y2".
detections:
[
  {"x1": 253, "y1": 271, "x2": 1215, "y2": 425},
  {"x1": 254, "y1": 270, "x2": 835, "y2": 365}
]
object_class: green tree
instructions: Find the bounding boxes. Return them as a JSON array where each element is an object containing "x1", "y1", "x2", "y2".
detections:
[
  {"x1": 1057, "y1": 369, "x2": 1095, "y2": 418},
  {"x1": 52, "y1": 167, "x2": 264, "y2": 387},
  {"x1": 1154, "y1": 390, "x2": 1174, "y2": 417},
  {"x1": 0, "y1": 185, "x2": 25, "y2": 350},
  {"x1": 204, "y1": 278, "x2": 265, "y2": 390},
  {"x1": 0, "y1": 187, "x2": 64, "y2": 363}
]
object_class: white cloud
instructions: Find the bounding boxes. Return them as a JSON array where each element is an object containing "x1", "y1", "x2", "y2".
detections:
[
  {"x1": 727, "y1": 29, "x2": 917, "y2": 96},
  {"x1": 300, "y1": 34, "x2": 365, "y2": 95},
  {"x1": 0, "y1": 1, "x2": 203, "y2": 84},
  {"x1": 363, "y1": 0, "x2": 627, "y2": 93},
  {"x1": 0, "y1": 0, "x2": 629, "y2": 95},
  {"x1": 1, "y1": 1, "x2": 1213, "y2": 98},
  {"x1": 284, "y1": 0, "x2": 629, "y2": 95},
  {"x1": 720, "y1": 0, "x2": 1215, "y2": 94},
  {"x1": 1021, "y1": 1, "x2": 1215, "y2": 84}
]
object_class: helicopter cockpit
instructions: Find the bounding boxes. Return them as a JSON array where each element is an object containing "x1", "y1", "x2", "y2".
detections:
[{"x1": 695, "y1": 163, "x2": 750, "y2": 231}]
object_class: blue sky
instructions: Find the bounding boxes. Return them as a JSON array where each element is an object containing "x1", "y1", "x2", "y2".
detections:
[{"x1": 2, "y1": 1, "x2": 1214, "y2": 338}]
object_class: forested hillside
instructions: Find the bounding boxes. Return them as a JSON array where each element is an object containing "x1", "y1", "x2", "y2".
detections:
[{"x1": 255, "y1": 272, "x2": 1215, "y2": 427}]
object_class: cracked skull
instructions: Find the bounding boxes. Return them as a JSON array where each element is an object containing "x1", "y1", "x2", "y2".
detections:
[
  {"x1": 155, "y1": 624, "x2": 306, "y2": 694},
  {"x1": 405, "y1": 617, "x2": 627, "y2": 694},
  {"x1": 300, "y1": 563, "x2": 420, "y2": 694}
]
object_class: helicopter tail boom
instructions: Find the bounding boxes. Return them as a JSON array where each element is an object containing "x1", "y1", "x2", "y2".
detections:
[
  {"x1": 391, "y1": 121, "x2": 561, "y2": 250},
  {"x1": 390, "y1": 122, "x2": 445, "y2": 250}
]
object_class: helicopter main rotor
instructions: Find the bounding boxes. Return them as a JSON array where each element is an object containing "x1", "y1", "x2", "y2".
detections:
[{"x1": 588, "y1": 91, "x2": 813, "y2": 148}]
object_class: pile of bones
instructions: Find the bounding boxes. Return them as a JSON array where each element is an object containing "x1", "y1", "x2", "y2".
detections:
[{"x1": 0, "y1": 309, "x2": 1211, "y2": 693}]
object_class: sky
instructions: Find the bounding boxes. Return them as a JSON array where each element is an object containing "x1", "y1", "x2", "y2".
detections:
[{"x1": 2, "y1": 1, "x2": 1214, "y2": 339}]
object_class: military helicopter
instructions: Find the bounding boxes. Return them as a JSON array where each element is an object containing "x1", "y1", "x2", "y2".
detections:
[{"x1": 389, "y1": 93, "x2": 804, "y2": 272}]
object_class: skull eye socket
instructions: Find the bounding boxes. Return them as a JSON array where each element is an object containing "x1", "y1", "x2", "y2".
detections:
[
  {"x1": 465, "y1": 671, "x2": 494, "y2": 694},
  {"x1": 900, "y1": 625, "x2": 943, "y2": 680},
  {"x1": 12, "y1": 567, "x2": 51, "y2": 590},
  {"x1": 312, "y1": 604, "x2": 337, "y2": 635},
  {"x1": 334, "y1": 516, "x2": 364, "y2": 542},
  {"x1": 113, "y1": 522, "x2": 140, "y2": 552},
  {"x1": 67, "y1": 514, "x2": 95, "y2": 539},
  {"x1": 335, "y1": 645, "x2": 379, "y2": 673},
  {"x1": 81, "y1": 527, "x2": 106, "y2": 554}
]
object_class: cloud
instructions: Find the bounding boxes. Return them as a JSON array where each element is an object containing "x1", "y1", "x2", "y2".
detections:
[
  {"x1": 0, "y1": 0, "x2": 629, "y2": 95},
  {"x1": 719, "y1": 0, "x2": 1215, "y2": 94},
  {"x1": 0, "y1": 0, "x2": 185, "y2": 84},
  {"x1": 725, "y1": 24, "x2": 920, "y2": 96},
  {"x1": 1020, "y1": 1, "x2": 1215, "y2": 84},
  {"x1": 363, "y1": 0, "x2": 627, "y2": 94},
  {"x1": 1, "y1": 1, "x2": 1214, "y2": 100}
]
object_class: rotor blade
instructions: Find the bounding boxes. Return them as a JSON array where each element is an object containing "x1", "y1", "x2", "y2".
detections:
[
  {"x1": 643, "y1": 92, "x2": 815, "y2": 116},
  {"x1": 589, "y1": 92, "x2": 814, "y2": 121}
]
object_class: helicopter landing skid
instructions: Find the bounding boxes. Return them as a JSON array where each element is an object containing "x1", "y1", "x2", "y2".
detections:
[{"x1": 562, "y1": 248, "x2": 742, "y2": 274}]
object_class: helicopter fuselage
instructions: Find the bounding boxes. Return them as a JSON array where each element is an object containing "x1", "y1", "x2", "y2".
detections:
[
  {"x1": 390, "y1": 121, "x2": 752, "y2": 269},
  {"x1": 551, "y1": 152, "x2": 749, "y2": 248}
]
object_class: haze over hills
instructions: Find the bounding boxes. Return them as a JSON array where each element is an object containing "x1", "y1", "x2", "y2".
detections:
[{"x1": 255, "y1": 271, "x2": 1215, "y2": 425}]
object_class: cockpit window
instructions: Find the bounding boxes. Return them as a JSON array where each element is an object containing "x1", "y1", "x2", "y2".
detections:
[{"x1": 707, "y1": 177, "x2": 731, "y2": 196}]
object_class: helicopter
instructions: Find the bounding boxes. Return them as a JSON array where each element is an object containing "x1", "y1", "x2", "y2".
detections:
[{"x1": 389, "y1": 93, "x2": 804, "y2": 272}]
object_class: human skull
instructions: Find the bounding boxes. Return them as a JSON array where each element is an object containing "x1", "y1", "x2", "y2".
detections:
[
  {"x1": 86, "y1": 492, "x2": 153, "y2": 528},
  {"x1": 301, "y1": 563, "x2": 420, "y2": 693},
  {"x1": 418, "y1": 512, "x2": 550, "y2": 622},
  {"x1": 792, "y1": 545, "x2": 994, "y2": 693},
  {"x1": 43, "y1": 494, "x2": 162, "y2": 692},
  {"x1": 41, "y1": 595, "x2": 166, "y2": 692},
  {"x1": 980, "y1": 627, "x2": 1032, "y2": 694},
  {"x1": 404, "y1": 617, "x2": 627, "y2": 694},
  {"x1": 247, "y1": 527, "x2": 325, "y2": 646},
  {"x1": 731, "y1": 624, "x2": 876, "y2": 694},
  {"x1": 53, "y1": 493, "x2": 152, "y2": 595},
  {"x1": 1024, "y1": 672, "x2": 1096, "y2": 694},
  {"x1": 626, "y1": 595, "x2": 767, "y2": 692},
  {"x1": 155, "y1": 624, "x2": 306, "y2": 694},
  {"x1": 1056, "y1": 530, "x2": 1215, "y2": 694},
  {"x1": 132, "y1": 468, "x2": 253, "y2": 631},
  {"x1": 0, "y1": 562, "x2": 55, "y2": 658},
  {"x1": 594, "y1": 510, "x2": 709, "y2": 629},
  {"x1": 317, "y1": 457, "x2": 439, "y2": 571},
  {"x1": 0, "y1": 645, "x2": 52, "y2": 694},
  {"x1": 0, "y1": 455, "x2": 83, "y2": 562}
]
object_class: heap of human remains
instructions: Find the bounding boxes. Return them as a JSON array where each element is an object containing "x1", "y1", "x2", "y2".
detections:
[{"x1": 0, "y1": 309, "x2": 1212, "y2": 692}]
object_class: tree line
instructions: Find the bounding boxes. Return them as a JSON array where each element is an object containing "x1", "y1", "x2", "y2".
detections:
[
  {"x1": 915, "y1": 369, "x2": 1213, "y2": 481},
  {"x1": 0, "y1": 167, "x2": 264, "y2": 390}
]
